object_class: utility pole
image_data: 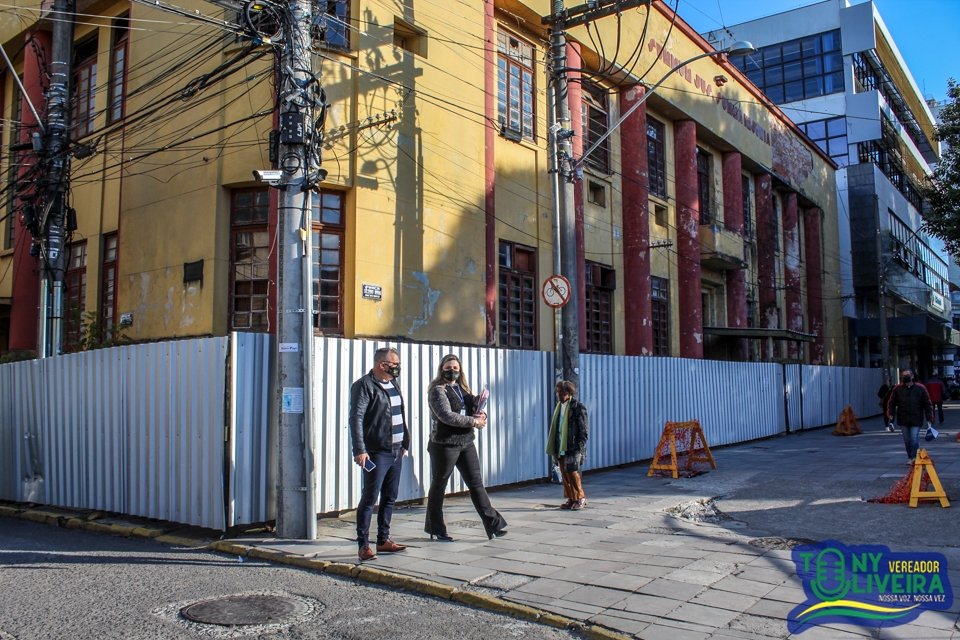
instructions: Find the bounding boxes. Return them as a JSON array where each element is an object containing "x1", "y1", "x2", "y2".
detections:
[
  {"x1": 275, "y1": 0, "x2": 319, "y2": 540},
  {"x1": 547, "y1": 81, "x2": 564, "y2": 383},
  {"x1": 874, "y1": 194, "x2": 891, "y2": 380},
  {"x1": 39, "y1": 0, "x2": 75, "y2": 357}
]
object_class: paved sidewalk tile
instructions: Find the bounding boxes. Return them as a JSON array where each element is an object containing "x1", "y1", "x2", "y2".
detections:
[
  {"x1": 615, "y1": 592, "x2": 683, "y2": 617},
  {"x1": 665, "y1": 602, "x2": 741, "y2": 628},
  {"x1": 563, "y1": 585, "x2": 630, "y2": 608},
  {"x1": 637, "y1": 577, "x2": 706, "y2": 601}
]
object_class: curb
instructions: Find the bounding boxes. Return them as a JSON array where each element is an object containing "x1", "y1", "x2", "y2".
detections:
[
  {"x1": 0, "y1": 504, "x2": 209, "y2": 548},
  {"x1": 208, "y1": 541, "x2": 632, "y2": 639}
]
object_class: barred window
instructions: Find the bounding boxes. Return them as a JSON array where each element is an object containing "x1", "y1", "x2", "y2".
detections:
[
  {"x1": 100, "y1": 233, "x2": 119, "y2": 338},
  {"x1": 498, "y1": 241, "x2": 537, "y2": 349},
  {"x1": 584, "y1": 262, "x2": 615, "y2": 354},
  {"x1": 652, "y1": 277, "x2": 669, "y2": 356},
  {"x1": 65, "y1": 241, "x2": 88, "y2": 348}
]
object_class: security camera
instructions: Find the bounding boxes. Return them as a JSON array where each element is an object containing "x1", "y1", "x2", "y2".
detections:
[{"x1": 252, "y1": 169, "x2": 283, "y2": 183}]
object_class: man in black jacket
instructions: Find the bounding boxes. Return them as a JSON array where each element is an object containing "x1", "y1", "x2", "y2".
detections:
[
  {"x1": 349, "y1": 347, "x2": 410, "y2": 561},
  {"x1": 887, "y1": 369, "x2": 933, "y2": 463}
]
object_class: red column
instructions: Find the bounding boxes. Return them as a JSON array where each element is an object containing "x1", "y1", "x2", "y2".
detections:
[
  {"x1": 783, "y1": 192, "x2": 802, "y2": 359},
  {"x1": 804, "y1": 206, "x2": 825, "y2": 364},
  {"x1": 483, "y1": 0, "x2": 496, "y2": 344},
  {"x1": 567, "y1": 43, "x2": 587, "y2": 347},
  {"x1": 619, "y1": 86, "x2": 652, "y2": 356},
  {"x1": 8, "y1": 32, "x2": 51, "y2": 352},
  {"x1": 755, "y1": 173, "x2": 777, "y2": 359},
  {"x1": 674, "y1": 120, "x2": 702, "y2": 359},
  {"x1": 721, "y1": 152, "x2": 747, "y2": 360}
]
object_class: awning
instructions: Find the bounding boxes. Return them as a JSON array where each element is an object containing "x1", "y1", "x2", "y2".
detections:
[{"x1": 702, "y1": 326, "x2": 816, "y2": 343}]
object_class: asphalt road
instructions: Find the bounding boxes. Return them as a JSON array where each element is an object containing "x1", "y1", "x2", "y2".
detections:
[{"x1": 0, "y1": 518, "x2": 580, "y2": 640}]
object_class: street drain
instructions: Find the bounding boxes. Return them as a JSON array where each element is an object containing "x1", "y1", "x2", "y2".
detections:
[
  {"x1": 748, "y1": 536, "x2": 818, "y2": 551},
  {"x1": 182, "y1": 594, "x2": 309, "y2": 626}
]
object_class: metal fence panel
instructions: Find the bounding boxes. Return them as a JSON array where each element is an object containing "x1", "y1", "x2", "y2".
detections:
[
  {"x1": 799, "y1": 365, "x2": 883, "y2": 430},
  {"x1": 229, "y1": 332, "x2": 276, "y2": 526}
]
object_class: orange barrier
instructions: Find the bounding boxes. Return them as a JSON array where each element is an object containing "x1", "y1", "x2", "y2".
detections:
[
  {"x1": 833, "y1": 406, "x2": 862, "y2": 436},
  {"x1": 647, "y1": 420, "x2": 716, "y2": 479},
  {"x1": 910, "y1": 450, "x2": 950, "y2": 508}
]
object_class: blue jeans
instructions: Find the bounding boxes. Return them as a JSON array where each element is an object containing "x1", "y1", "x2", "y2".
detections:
[
  {"x1": 900, "y1": 426, "x2": 920, "y2": 461},
  {"x1": 356, "y1": 445, "x2": 404, "y2": 548}
]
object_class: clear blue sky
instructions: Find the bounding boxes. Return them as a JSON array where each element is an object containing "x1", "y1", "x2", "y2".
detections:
[{"x1": 680, "y1": 0, "x2": 959, "y2": 102}]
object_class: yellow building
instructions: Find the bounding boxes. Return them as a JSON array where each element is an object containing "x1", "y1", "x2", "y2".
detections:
[{"x1": 0, "y1": 0, "x2": 845, "y2": 364}]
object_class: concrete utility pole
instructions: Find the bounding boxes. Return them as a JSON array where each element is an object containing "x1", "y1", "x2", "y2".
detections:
[
  {"x1": 39, "y1": 0, "x2": 75, "y2": 357},
  {"x1": 275, "y1": 0, "x2": 318, "y2": 540},
  {"x1": 874, "y1": 195, "x2": 891, "y2": 380},
  {"x1": 547, "y1": 81, "x2": 564, "y2": 382}
]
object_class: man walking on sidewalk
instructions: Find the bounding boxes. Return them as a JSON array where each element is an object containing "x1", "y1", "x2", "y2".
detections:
[
  {"x1": 888, "y1": 369, "x2": 933, "y2": 463},
  {"x1": 925, "y1": 372, "x2": 948, "y2": 424},
  {"x1": 349, "y1": 347, "x2": 409, "y2": 561}
]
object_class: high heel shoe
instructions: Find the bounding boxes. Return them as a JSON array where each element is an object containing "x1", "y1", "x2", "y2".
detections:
[
  {"x1": 429, "y1": 533, "x2": 454, "y2": 542},
  {"x1": 488, "y1": 529, "x2": 507, "y2": 540}
]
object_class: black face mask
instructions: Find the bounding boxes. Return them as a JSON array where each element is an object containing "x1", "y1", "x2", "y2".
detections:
[
  {"x1": 384, "y1": 363, "x2": 401, "y2": 378},
  {"x1": 442, "y1": 370, "x2": 460, "y2": 382},
  {"x1": 902, "y1": 375, "x2": 913, "y2": 384}
]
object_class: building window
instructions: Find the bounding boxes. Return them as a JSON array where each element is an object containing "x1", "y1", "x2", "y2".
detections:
[
  {"x1": 729, "y1": 29, "x2": 843, "y2": 105},
  {"x1": 316, "y1": 0, "x2": 349, "y2": 50},
  {"x1": 582, "y1": 82, "x2": 609, "y2": 173},
  {"x1": 498, "y1": 241, "x2": 537, "y2": 349},
  {"x1": 496, "y1": 31, "x2": 535, "y2": 141},
  {"x1": 741, "y1": 175, "x2": 752, "y2": 238},
  {"x1": 587, "y1": 181, "x2": 606, "y2": 207},
  {"x1": 231, "y1": 188, "x2": 270, "y2": 332},
  {"x1": 65, "y1": 241, "x2": 88, "y2": 348},
  {"x1": 697, "y1": 149, "x2": 713, "y2": 225},
  {"x1": 647, "y1": 117, "x2": 666, "y2": 198},
  {"x1": 799, "y1": 117, "x2": 847, "y2": 166},
  {"x1": 312, "y1": 190, "x2": 345, "y2": 333},
  {"x1": 4, "y1": 80, "x2": 20, "y2": 251},
  {"x1": 107, "y1": 17, "x2": 128, "y2": 124},
  {"x1": 772, "y1": 194, "x2": 781, "y2": 253},
  {"x1": 71, "y1": 36, "x2": 98, "y2": 139},
  {"x1": 584, "y1": 262, "x2": 615, "y2": 354},
  {"x1": 100, "y1": 233, "x2": 118, "y2": 337},
  {"x1": 652, "y1": 277, "x2": 669, "y2": 356}
]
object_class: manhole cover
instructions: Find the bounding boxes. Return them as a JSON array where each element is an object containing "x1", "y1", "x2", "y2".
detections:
[
  {"x1": 181, "y1": 595, "x2": 310, "y2": 626},
  {"x1": 748, "y1": 536, "x2": 818, "y2": 551}
]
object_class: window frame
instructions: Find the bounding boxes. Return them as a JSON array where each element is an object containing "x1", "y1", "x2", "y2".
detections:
[
  {"x1": 64, "y1": 241, "x2": 88, "y2": 349},
  {"x1": 496, "y1": 31, "x2": 535, "y2": 142},
  {"x1": 71, "y1": 36, "x2": 99, "y2": 139},
  {"x1": 581, "y1": 81, "x2": 610, "y2": 174},
  {"x1": 646, "y1": 116, "x2": 667, "y2": 199},
  {"x1": 498, "y1": 240, "x2": 538, "y2": 350},
  {"x1": 651, "y1": 276, "x2": 670, "y2": 357},
  {"x1": 100, "y1": 233, "x2": 119, "y2": 338},
  {"x1": 584, "y1": 261, "x2": 615, "y2": 354},
  {"x1": 4, "y1": 78, "x2": 21, "y2": 251},
  {"x1": 741, "y1": 175, "x2": 752, "y2": 239},
  {"x1": 799, "y1": 116, "x2": 848, "y2": 166},
  {"x1": 311, "y1": 190, "x2": 346, "y2": 334},
  {"x1": 316, "y1": 0, "x2": 350, "y2": 51},
  {"x1": 229, "y1": 188, "x2": 271, "y2": 332},
  {"x1": 107, "y1": 16, "x2": 129, "y2": 124},
  {"x1": 697, "y1": 149, "x2": 713, "y2": 225}
]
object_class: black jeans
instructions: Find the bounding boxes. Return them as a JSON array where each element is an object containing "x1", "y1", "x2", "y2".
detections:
[
  {"x1": 425, "y1": 441, "x2": 506, "y2": 537},
  {"x1": 356, "y1": 445, "x2": 404, "y2": 548},
  {"x1": 934, "y1": 402, "x2": 945, "y2": 424}
]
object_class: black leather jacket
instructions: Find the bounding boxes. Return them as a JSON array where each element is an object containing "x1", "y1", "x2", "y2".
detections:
[
  {"x1": 888, "y1": 383, "x2": 932, "y2": 427},
  {"x1": 349, "y1": 372, "x2": 410, "y2": 456}
]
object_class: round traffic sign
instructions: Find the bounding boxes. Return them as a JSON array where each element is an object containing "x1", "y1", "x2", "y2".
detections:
[{"x1": 542, "y1": 275, "x2": 572, "y2": 309}]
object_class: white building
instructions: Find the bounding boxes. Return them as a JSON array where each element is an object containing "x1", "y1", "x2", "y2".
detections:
[{"x1": 704, "y1": 0, "x2": 956, "y2": 378}]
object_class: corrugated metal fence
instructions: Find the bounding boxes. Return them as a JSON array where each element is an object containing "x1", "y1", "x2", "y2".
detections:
[
  {"x1": 1, "y1": 333, "x2": 886, "y2": 530},
  {"x1": 0, "y1": 338, "x2": 228, "y2": 530}
]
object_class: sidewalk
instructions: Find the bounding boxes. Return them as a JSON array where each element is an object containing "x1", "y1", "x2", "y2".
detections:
[{"x1": 239, "y1": 407, "x2": 960, "y2": 640}]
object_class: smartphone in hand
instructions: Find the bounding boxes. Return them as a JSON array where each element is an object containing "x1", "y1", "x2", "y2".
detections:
[{"x1": 363, "y1": 458, "x2": 377, "y2": 472}]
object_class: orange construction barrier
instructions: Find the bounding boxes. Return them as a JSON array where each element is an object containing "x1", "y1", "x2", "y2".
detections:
[
  {"x1": 647, "y1": 420, "x2": 716, "y2": 479},
  {"x1": 833, "y1": 406, "x2": 862, "y2": 436}
]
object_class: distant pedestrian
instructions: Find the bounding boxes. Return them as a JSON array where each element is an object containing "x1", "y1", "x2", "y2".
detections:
[
  {"x1": 925, "y1": 372, "x2": 948, "y2": 424},
  {"x1": 878, "y1": 378, "x2": 894, "y2": 432},
  {"x1": 546, "y1": 381, "x2": 589, "y2": 510},
  {"x1": 424, "y1": 354, "x2": 507, "y2": 542},
  {"x1": 887, "y1": 369, "x2": 933, "y2": 463},
  {"x1": 349, "y1": 347, "x2": 409, "y2": 562}
]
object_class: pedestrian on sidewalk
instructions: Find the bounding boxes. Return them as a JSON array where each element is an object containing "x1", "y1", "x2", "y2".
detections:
[
  {"x1": 887, "y1": 369, "x2": 933, "y2": 463},
  {"x1": 349, "y1": 347, "x2": 409, "y2": 562},
  {"x1": 878, "y1": 377, "x2": 894, "y2": 432},
  {"x1": 546, "y1": 381, "x2": 589, "y2": 510},
  {"x1": 424, "y1": 354, "x2": 507, "y2": 542},
  {"x1": 925, "y1": 372, "x2": 948, "y2": 424}
]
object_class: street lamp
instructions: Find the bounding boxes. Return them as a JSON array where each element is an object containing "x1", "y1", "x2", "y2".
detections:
[{"x1": 574, "y1": 41, "x2": 756, "y2": 169}]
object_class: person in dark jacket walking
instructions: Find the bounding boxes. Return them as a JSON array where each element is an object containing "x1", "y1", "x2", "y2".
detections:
[
  {"x1": 887, "y1": 369, "x2": 933, "y2": 463},
  {"x1": 424, "y1": 354, "x2": 507, "y2": 542},
  {"x1": 878, "y1": 378, "x2": 894, "y2": 432},
  {"x1": 925, "y1": 372, "x2": 948, "y2": 424},
  {"x1": 349, "y1": 347, "x2": 410, "y2": 561},
  {"x1": 546, "y1": 381, "x2": 589, "y2": 510}
]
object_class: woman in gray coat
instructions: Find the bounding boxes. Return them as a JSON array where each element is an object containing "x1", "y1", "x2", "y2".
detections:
[{"x1": 423, "y1": 354, "x2": 507, "y2": 541}]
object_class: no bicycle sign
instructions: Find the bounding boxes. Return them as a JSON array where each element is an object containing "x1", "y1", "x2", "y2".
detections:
[{"x1": 542, "y1": 275, "x2": 571, "y2": 309}]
